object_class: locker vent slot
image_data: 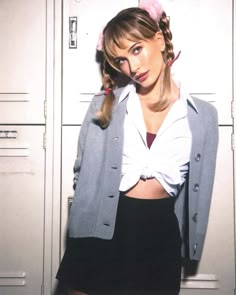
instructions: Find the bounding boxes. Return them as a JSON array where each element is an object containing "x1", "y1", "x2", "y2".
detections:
[
  {"x1": 181, "y1": 273, "x2": 219, "y2": 289},
  {"x1": 0, "y1": 143, "x2": 29, "y2": 157},
  {"x1": 0, "y1": 93, "x2": 30, "y2": 102},
  {"x1": 0, "y1": 149, "x2": 29, "y2": 157},
  {"x1": 0, "y1": 271, "x2": 26, "y2": 286}
]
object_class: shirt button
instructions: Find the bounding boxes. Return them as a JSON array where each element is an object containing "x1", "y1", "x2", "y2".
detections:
[
  {"x1": 193, "y1": 184, "x2": 199, "y2": 192},
  {"x1": 108, "y1": 195, "x2": 114, "y2": 198},
  {"x1": 192, "y1": 213, "x2": 198, "y2": 223},
  {"x1": 195, "y1": 153, "x2": 201, "y2": 162}
]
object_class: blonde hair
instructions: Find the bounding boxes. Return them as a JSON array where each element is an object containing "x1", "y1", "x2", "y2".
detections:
[{"x1": 97, "y1": 7, "x2": 175, "y2": 128}]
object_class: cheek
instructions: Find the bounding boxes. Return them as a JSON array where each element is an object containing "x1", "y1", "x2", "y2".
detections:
[
  {"x1": 143, "y1": 48, "x2": 161, "y2": 66},
  {"x1": 151, "y1": 51, "x2": 164, "y2": 69}
]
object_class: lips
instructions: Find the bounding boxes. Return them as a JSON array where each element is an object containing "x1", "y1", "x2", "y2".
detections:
[{"x1": 134, "y1": 71, "x2": 149, "y2": 82}]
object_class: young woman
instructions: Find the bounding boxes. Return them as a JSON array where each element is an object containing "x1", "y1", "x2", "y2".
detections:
[{"x1": 56, "y1": 1, "x2": 218, "y2": 294}]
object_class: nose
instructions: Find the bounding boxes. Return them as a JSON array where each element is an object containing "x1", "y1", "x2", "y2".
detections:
[{"x1": 128, "y1": 56, "x2": 140, "y2": 74}]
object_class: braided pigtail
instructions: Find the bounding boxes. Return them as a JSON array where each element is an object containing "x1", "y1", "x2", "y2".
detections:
[
  {"x1": 155, "y1": 11, "x2": 175, "y2": 110},
  {"x1": 96, "y1": 60, "x2": 117, "y2": 129},
  {"x1": 159, "y1": 11, "x2": 175, "y2": 65}
]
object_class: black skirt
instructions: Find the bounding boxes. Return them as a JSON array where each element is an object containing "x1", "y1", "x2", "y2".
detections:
[{"x1": 56, "y1": 193, "x2": 182, "y2": 295}]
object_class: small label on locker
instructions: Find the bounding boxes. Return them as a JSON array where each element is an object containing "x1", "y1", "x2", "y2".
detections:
[{"x1": 0, "y1": 131, "x2": 17, "y2": 139}]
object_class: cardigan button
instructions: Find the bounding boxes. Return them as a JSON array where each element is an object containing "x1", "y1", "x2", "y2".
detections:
[
  {"x1": 103, "y1": 222, "x2": 110, "y2": 226},
  {"x1": 192, "y1": 213, "x2": 198, "y2": 223},
  {"x1": 193, "y1": 184, "x2": 199, "y2": 192},
  {"x1": 193, "y1": 243, "x2": 198, "y2": 255},
  {"x1": 195, "y1": 153, "x2": 201, "y2": 162}
]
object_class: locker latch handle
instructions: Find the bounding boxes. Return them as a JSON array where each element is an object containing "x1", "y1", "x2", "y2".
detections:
[{"x1": 69, "y1": 17, "x2": 77, "y2": 49}]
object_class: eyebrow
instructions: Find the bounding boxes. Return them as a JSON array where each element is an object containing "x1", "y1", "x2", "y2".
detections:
[
  {"x1": 128, "y1": 42, "x2": 140, "y2": 53},
  {"x1": 113, "y1": 41, "x2": 141, "y2": 61}
]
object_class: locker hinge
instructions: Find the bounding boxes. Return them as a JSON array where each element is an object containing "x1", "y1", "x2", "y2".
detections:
[
  {"x1": 44, "y1": 100, "x2": 47, "y2": 118},
  {"x1": 231, "y1": 101, "x2": 234, "y2": 118},
  {"x1": 232, "y1": 101, "x2": 235, "y2": 119},
  {"x1": 41, "y1": 284, "x2": 44, "y2": 295},
  {"x1": 231, "y1": 133, "x2": 235, "y2": 151},
  {"x1": 43, "y1": 133, "x2": 47, "y2": 149}
]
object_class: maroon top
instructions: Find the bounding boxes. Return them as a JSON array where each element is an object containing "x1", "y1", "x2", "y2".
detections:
[{"x1": 146, "y1": 132, "x2": 156, "y2": 149}]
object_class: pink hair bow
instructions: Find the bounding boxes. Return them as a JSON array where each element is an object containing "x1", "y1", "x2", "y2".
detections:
[
  {"x1": 139, "y1": 0, "x2": 163, "y2": 22},
  {"x1": 96, "y1": 0, "x2": 164, "y2": 51}
]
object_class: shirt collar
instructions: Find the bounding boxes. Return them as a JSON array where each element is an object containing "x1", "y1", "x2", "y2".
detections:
[{"x1": 118, "y1": 80, "x2": 198, "y2": 113}]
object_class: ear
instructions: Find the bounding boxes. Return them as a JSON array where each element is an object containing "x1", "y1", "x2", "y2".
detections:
[{"x1": 154, "y1": 31, "x2": 165, "y2": 52}]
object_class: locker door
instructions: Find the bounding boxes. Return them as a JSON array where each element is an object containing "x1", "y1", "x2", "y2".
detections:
[
  {"x1": 0, "y1": 126, "x2": 45, "y2": 295},
  {"x1": 0, "y1": 0, "x2": 48, "y2": 294},
  {"x1": 0, "y1": 0, "x2": 46, "y2": 124}
]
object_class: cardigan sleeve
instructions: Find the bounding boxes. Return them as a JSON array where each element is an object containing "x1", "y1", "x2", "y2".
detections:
[
  {"x1": 72, "y1": 87, "x2": 123, "y2": 190},
  {"x1": 73, "y1": 97, "x2": 101, "y2": 190}
]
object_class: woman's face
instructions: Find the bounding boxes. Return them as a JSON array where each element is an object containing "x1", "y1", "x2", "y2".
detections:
[{"x1": 111, "y1": 32, "x2": 165, "y2": 90}]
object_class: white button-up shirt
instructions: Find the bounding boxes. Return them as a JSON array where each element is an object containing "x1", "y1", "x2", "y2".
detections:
[{"x1": 119, "y1": 82, "x2": 198, "y2": 197}]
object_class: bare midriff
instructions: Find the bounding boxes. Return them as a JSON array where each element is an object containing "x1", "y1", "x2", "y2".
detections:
[{"x1": 124, "y1": 178, "x2": 170, "y2": 199}]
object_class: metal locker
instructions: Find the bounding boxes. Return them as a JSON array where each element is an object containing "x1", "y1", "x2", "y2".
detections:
[
  {"x1": 0, "y1": 126, "x2": 45, "y2": 295},
  {"x1": 0, "y1": 0, "x2": 48, "y2": 294}
]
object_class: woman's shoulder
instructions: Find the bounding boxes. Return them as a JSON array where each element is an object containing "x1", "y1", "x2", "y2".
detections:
[{"x1": 191, "y1": 96, "x2": 217, "y2": 112}]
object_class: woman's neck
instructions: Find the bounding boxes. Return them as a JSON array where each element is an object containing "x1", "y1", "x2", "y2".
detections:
[{"x1": 137, "y1": 77, "x2": 179, "y2": 112}]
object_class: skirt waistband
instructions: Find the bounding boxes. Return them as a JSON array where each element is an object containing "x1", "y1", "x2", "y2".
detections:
[{"x1": 118, "y1": 191, "x2": 175, "y2": 214}]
